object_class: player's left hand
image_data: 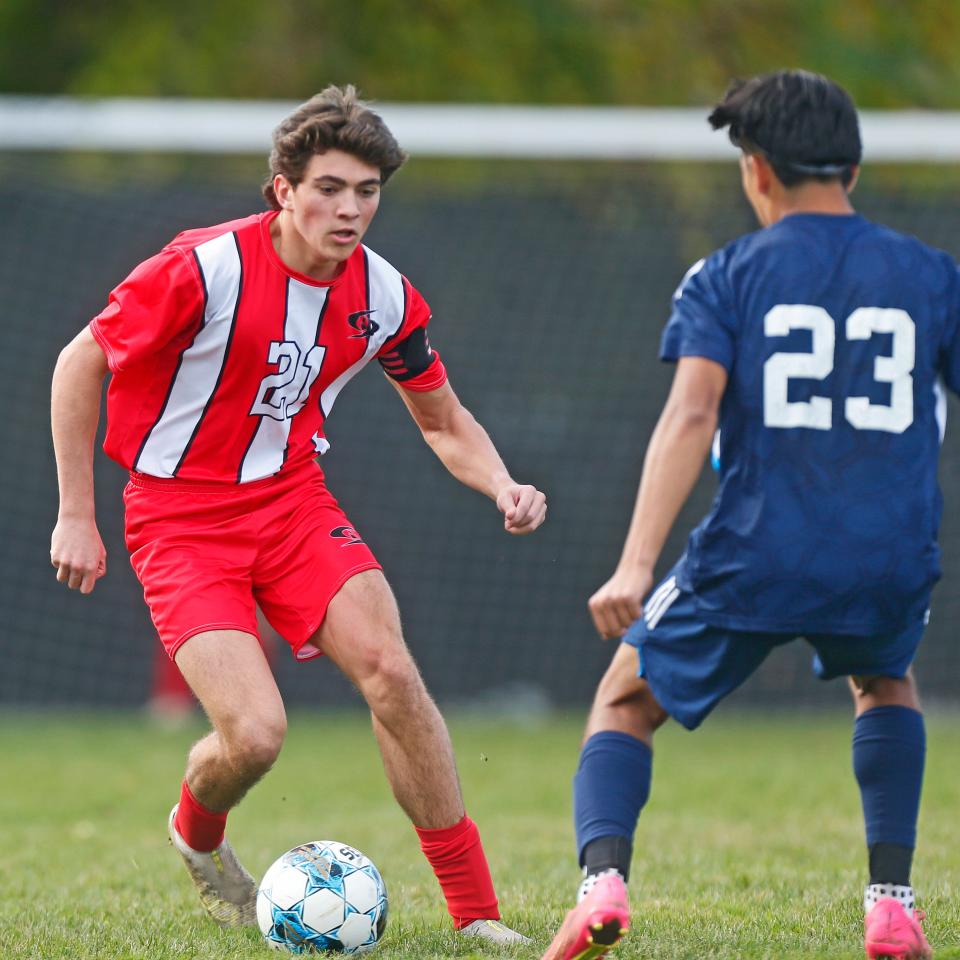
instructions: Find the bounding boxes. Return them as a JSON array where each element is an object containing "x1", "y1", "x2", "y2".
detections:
[
  {"x1": 495, "y1": 483, "x2": 547, "y2": 535},
  {"x1": 589, "y1": 565, "x2": 654, "y2": 640}
]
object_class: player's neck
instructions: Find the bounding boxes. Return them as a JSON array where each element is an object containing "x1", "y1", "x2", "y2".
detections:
[
  {"x1": 270, "y1": 211, "x2": 345, "y2": 282},
  {"x1": 764, "y1": 183, "x2": 856, "y2": 225}
]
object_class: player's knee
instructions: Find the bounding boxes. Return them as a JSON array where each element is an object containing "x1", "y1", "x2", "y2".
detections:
[
  {"x1": 359, "y1": 645, "x2": 425, "y2": 719},
  {"x1": 224, "y1": 713, "x2": 287, "y2": 776},
  {"x1": 592, "y1": 672, "x2": 668, "y2": 736},
  {"x1": 850, "y1": 672, "x2": 920, "y2": 712}
]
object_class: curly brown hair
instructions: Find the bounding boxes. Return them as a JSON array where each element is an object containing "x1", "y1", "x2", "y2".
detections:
[{"x1": 261, "y1": 85, "x2": 407, "y2": 210}]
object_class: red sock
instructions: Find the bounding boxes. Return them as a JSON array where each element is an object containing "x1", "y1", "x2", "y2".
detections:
[
  {"x1": 415, "y1": 815, "x2": 499, "y2": 928},
  {"x1": 173, "y1": 780, "x2": 227, "y2": 852}
]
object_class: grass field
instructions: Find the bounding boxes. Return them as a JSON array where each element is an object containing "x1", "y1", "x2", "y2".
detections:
[{"x1": 0, "y1": 709, "x2": 956, "y2": 960}]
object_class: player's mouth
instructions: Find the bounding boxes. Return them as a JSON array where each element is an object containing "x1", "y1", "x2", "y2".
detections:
[{"x1": 329, "y1": 229, "x2": 358, "y2": 245}]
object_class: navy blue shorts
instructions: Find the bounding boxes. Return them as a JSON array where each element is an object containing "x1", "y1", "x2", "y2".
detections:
[{"x1": 622, "y1": 569, "x2": 924, "y2": 731}]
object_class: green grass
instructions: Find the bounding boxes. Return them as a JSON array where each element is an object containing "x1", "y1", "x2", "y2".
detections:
[{"x1": 0, "y1": 710, "x2": 956, "y2": 959}]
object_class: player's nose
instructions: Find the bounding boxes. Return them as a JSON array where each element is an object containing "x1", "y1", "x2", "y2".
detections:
[{"x1": 337, "y1": 193, "x2": 361, "y2": 218}]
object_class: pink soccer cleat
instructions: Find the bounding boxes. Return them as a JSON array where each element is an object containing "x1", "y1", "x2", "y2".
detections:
[
  {"x1": 541, "y1": 871, "x2": 630, "y2": 960},
  {"x1": 864, "y1": 897, "x2": 932, "y2": 960}
]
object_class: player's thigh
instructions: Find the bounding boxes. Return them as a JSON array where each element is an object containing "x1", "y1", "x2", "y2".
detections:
[
  {"x1": 175, "y1": 629, "x2": 286, "y2": 745},
  {"x1": 593, "y1": 642, "x2": 647, "y2": 705},
  {"x1": 253, "y1": 477, "x2": 382, "y2": 661},
  {"x1": 623, "y1": 572, "x2": 782, "y2": 730},
  {"x1": 312, "y1": 569, "x2": 419, "y2": 695},
  {"x1": 124, "y1": 482, "x2": 261, "y2": 658},
  {"x1": 586, "y1": 642, "x2": 668, "y2": 738}
]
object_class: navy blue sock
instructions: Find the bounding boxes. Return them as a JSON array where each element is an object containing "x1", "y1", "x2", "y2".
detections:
[
  {"x1": 852, "y1": 705, "x2": 925, "y2": 882},
  {"x1": 574, "y1": 731, "x2": 652, "y2": 880}
]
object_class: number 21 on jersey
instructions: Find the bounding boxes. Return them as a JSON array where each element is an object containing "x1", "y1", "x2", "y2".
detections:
[
  {"x1": 763, "y1": 305, "x2": 915, "y2": 433},
  {"x1": 250, "y1": 341, "x2": 327, "y2": 421}
]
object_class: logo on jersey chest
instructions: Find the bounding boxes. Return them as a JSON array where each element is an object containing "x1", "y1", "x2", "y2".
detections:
[{"x1": 347, "y1": 309, "x2": 379, "y2": 340}]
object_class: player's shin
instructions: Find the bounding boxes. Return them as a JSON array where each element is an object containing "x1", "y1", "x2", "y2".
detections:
[
  {"x1": 174, "y1": 778, "x2": 228, "y2": 852},
  {"x1": 853, "y1": 706, "x2": 925, "y2": 901},
  {"x1": 574, "y1": 731, "x2": 651, "y2": 887},
  {"x1": 415, "y1": 814, "x2": 530, "y2": 943},
  {"x1": 539, "y1": 732, "x2": 650, "y2": 960},
  {"x1": 415, "y1": 815, "x2": 499, "y2": 927},
  {"x1": 855, "y1": 706, "x2": 932, "y2": 958}
]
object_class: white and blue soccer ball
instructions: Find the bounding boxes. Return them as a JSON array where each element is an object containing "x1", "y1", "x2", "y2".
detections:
[{"x1": 257, "y1": 841, "x2": 388, "y2": 954}]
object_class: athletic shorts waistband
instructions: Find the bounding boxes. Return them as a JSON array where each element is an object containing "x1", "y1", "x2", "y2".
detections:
[{"x1": 128, "y1": 461, "x2": 321, "y2": 494}]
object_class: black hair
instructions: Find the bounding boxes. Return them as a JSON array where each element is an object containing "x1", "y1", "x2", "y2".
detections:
[{"x1": 708, "y1": 70, "x2": 862, "y2": 188}]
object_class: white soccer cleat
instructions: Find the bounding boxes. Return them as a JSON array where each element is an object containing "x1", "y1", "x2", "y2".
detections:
[
  {"x1": 167, "y1": 804, "x2": 257, "y2": 927},
  {"x1": 458, "y1": 918, "x2": 532, "y2": 945}
]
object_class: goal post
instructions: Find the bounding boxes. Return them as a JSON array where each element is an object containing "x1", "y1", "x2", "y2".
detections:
[{"x1": 3, "y1": 95, "x2": 960, "y2": 160}]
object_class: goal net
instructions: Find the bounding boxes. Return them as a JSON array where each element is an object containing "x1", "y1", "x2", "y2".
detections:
[{"x1": 3, "y1": 99, "x2": 959, "y2": 710}]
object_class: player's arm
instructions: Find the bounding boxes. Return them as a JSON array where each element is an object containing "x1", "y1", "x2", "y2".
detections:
[
  {"x1": 50, "y1": 326, "x2": 110, "y2": 594},
  {"x1": 589, "y1": 356, "x2": 727, "y2": 639},
  {"x1": 390, "y1": 379, "x2": 547, "y2": 535}
]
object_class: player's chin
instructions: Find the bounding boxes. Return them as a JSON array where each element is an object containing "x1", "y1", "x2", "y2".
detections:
[{"x1": 324, "y1": 236, "x2": 360, "y2": 260}]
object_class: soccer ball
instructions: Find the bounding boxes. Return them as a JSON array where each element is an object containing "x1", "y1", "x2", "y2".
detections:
[{"x1": 257, "y1": 840, "x2": 388, "y2": 954}]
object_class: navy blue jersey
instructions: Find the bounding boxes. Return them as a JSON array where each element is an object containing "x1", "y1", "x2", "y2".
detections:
[{"x1": 663, "y1": 213, "x2": 960, "y2": 635}]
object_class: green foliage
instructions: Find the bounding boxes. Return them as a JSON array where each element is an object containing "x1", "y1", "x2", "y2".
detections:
[
  {"x1": 4, "y1": 0, "x2": 960, "y2": 106},
  {"x1": 0, "y1": 711, "x2": 957, "y2": 958}
]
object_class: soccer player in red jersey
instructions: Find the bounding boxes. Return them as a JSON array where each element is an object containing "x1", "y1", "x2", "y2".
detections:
[{"x1": 50, "y1": 86, "x2": 546, "y2": 945}]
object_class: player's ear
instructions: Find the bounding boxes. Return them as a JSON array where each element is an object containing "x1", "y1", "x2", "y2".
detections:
[
  {"x1": 750, "y1": 153, "x2": 775, "y2": 195},
  {"x1": 845, "y1": 165, "x2": 861, "y2": 194},
  {"x1": 274, "y1": 174, "x2": 296, "y2": 210}
]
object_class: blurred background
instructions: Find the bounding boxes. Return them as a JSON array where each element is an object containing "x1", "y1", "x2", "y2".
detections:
[{"x1": 4, "y1": 0, "x2": 960, "y2": 716}]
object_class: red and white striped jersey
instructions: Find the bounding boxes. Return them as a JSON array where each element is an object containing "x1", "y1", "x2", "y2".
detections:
[{"x1": 90, "y1": 211, "x2": 446, "y2": 483}]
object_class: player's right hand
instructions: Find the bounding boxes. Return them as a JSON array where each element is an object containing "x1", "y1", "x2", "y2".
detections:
[
  {"x1": 50, "y1": 517, "x2": 107, "y2": 595},
  {"x1": 588, "y1": 565, "x2": 653, "y2": 640}
]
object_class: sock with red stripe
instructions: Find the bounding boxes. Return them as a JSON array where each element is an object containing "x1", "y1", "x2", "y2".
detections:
[
  {"x1": 415, "y1": 815, "x2": 500, "y2": 928},
  {"x1": 173, "y1": 779, "x2": 228, "y2": 852}
]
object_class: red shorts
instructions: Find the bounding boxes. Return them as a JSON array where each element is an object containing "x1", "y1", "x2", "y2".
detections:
[{"x1": 123, "y1": 462, "x2": 381, "y2": 661}]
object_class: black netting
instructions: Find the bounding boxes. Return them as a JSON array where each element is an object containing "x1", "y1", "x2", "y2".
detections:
[{"x1": 3, "y1": 153, "x2": 959, "y2": 710}]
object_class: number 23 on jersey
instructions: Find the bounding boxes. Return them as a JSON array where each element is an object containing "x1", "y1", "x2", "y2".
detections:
[{"x1": 763, "y1": 305, "x2": 915, "y2": 433}]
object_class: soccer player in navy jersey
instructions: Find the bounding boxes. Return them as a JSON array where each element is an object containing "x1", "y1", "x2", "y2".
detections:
[
  {"x1": 50, "y1": 86, "x2": 545, "y2": 945},
  {"x1": 542, "y1": 70, "x2": 949, "y2": 960}
]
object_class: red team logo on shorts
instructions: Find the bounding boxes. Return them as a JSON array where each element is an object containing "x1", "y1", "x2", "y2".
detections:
[{"x1": 330, "y1": 525, "x2": 365, "y2": 546}]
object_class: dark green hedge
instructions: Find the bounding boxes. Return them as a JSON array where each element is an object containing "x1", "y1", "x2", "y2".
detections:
[{"x1": 5, "y1": 0, "x2": 960, "y2": 106}]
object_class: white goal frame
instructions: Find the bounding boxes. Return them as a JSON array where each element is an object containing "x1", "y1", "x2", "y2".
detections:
[{"x1": 1, "y1": 96, "x2": 958, "y2": 161}]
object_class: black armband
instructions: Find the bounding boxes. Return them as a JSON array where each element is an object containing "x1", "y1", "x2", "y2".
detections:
[{"x1": 378, "y1": 326, "x2": 435, "y2": 382}]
